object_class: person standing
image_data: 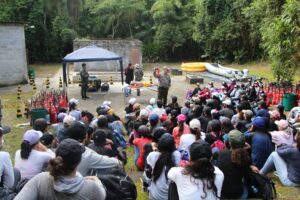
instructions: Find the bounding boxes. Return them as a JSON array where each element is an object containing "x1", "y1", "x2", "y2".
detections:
[
  {"x1": 125, "y1": 63, "x2": 134, "y2": 85},
  {"x1": 125, "y1": 63, "x2": 134, "y2": 96},
  {"x1": 153, "y1": 66, "x2": 171, "y2": 107},
  {"x1": 80, "y1": 63, "x2": 89, "y2": 100},
  {"x1": 134, "y1": 64, "x2": 144, "y2": 96}
]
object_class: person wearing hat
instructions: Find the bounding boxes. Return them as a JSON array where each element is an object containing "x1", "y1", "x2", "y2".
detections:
[
  {"x1": 217, "y1": 130, "x2": 257, "y2": 199},
  {"x1": 168, "y1": 141, "x2": 224, "y2": 200},
  {"x1": 125, "y1": 98, "x2": 136, "y2": 114},
  {"x1": 15, "y1": 139, "x2": 106, "y2": 199},
  {"x1": 80, "y1": 63, "x2": 90, "y2": 100},
  {"x1": 270, "y1": 119, "x2": 293, "y2": 148},
  {"x1": 148, "y1": 113, "x2": 160, "y2": 134},
  {"x1": 246, "y1": 117, "x2": 274, "y2": 169},
  {"x1": 191, "y1": 82, "x2": 202, "y2": 97},
  {"x1": 68, "y1": 122, "x2": 121, "y2": 176},
  {"x1": 68, "y1": 98, "x2": 81, "y2": 121},
  {"x1": 0, "y1": 127, "x2": 14, "y2": 191},
  {"x1": 57, "y1": 115, "x2": 75, "y2": 142},
  {"x1": 179, "y1": 119, "x2": 205, "y2": 153},
  {"x1": 51, "y1": 112, "x2": 67, "y2": 136},
  {"x1": 134, "y1": 64, "x2": 144, "y2": 96},
  {"x1": 219, "y1": 99, "x2": 234, "y2": 119},
  {"x1": 172, "y1": 114, "x2": 191, "y2": 148},
  {"x1": 153, "y1": 66, "x2": 171, "y2": 107},
  {"x1": 14, "y1": 130, "x2": 55, "y2": 180},
  {"x1": 143, "y1": 133, "x2": 181, "y2": 199},
  {"x1": 260, "y1": 131, "x2": 300, "y2": 187}
]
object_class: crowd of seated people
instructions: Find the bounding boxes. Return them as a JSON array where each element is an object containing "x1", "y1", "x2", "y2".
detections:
[{"x1": 0, "y1": 78, "x2": 300, "y2": 200}]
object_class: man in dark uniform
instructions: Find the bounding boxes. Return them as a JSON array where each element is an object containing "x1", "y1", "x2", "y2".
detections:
[
  {"x1": 80, "y1": 63, "x2": 89, "y2": 100},
  {"x1": 153, "y1": 66, "x2": 171, "y2": 107}
]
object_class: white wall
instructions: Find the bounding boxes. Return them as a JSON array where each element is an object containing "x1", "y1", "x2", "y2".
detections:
[{"x1": 0, "y1": 24, "x2": 28, "y2": 86}]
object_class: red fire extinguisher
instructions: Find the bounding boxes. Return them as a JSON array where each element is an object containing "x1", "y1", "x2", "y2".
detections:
[{"x1": 50, "y1": 104, "x2": 57, "y2": 124}]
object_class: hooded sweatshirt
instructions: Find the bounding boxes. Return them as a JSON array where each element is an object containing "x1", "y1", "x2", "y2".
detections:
[
  {"x1": 270, "y1": 130, "x2": 294, "y2": 148},
  {"x1": 15, "y1": 172, "x2": 106, "y2": 200}
]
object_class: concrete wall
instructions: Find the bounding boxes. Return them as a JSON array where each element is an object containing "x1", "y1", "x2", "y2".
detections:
[
  {"x1": 73, "y1": 39, "x2": 142, "y2": 72},
  {"x1": 0, "y1": 23, "x2": 28, "y2": 86}
]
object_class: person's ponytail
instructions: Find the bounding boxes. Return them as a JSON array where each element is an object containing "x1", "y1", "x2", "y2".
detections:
[
  {"x1": 178, "y1": 122, "x2": 184, "y2": 136},
  {"x1": 48, "y1": 156, "x2": 65, "y2": 180},
  {"x1": 20, "y1": 141, "x2": 34, "y2": 159}
]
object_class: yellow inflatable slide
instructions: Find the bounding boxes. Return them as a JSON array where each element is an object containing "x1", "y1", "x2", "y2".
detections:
[{"x1": 181, "y1": 62, "x2": 207, "y2": 72}]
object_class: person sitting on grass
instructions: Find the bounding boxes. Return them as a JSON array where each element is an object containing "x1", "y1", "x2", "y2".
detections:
[
  {"x1": 0, "y1": 127, "x2": 15, "y2": 199},
  {"x1": 168, "y1": 141, "x2": 224, "y2": 200},
  {"x1": 133, "y1": 125, "x2": 152, "y2": 171},
  {"x1": 172, "y1": 114, "x2": 191, "y2": 148},
  {"x1": 68, "y1": 98, "x2": 82, "y2": 121},
  {"x1": 15, "y1": 139, "x2": 106, "y2": 200},
  {"x1": 14, "y1": 130, "x2": 54, "y2": 180},
  {"x1": 68, "y1": 122, "x2": 122, "y2": 176},
  {"x1": 144, "y1": 133, "x2": 181, "y2": 200},
  {"x1": 217, "y1": 130, "x2": 259, "y2": 199},
  {"x1": 260, "y1": 129, "x2": 300, "y2": 187}
]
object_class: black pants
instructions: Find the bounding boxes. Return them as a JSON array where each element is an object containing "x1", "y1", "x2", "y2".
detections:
[
  {"x1": 81, "y1": 83, "x2": 88, "y2": 98},
  {"x1": 158, "y1": 87, "x2": 169, "y2": 107}
]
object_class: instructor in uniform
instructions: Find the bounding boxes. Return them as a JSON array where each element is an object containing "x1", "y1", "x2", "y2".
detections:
[
  {"x1": 153, "y1": 66, "x2": 171, "y2": 107},
  {"x1": 80, "y1": 63, "x2": 89, "y2": 100}
]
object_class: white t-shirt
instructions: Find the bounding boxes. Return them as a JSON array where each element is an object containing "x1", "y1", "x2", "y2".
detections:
[
  {"x1": 14, "y1": 149, "x2": 54, "y2": 179},
  {"x1": 179, "y1": 134, "x2": 196, "y2": 150},
  {"x1": 69, "y1": 110, "x2": 81, "y2": 121},
  {"x1": 179, "y1": 133, "x2": 206, "y2": 151},
  {"x1": 152, "y1": 108, "x2": 166, "y2": 117},
  {"x1": 146, "y1": 151, "x2": 181, "y2": 200},
  {"x1": 168, "y1": 166, "x2": 224, "y2": 200}
]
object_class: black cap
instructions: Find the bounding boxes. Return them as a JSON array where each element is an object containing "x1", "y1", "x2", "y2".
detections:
[
  {"x1": 56, "y1": 138, "x2": 85, "y2": 166},
  {"x1": 189, "y1": 141, "x2": 212, "y2": 161}
]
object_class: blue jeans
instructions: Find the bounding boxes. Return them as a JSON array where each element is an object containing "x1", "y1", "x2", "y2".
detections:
[
  {"x1": 134, "y1": 146, "x2": 139, "y2": 165},
  {"x1": 260, "y1": 152, "x2": 300, "y2": 187}
]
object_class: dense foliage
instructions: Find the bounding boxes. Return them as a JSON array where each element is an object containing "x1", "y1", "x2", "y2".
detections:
[{"x1": 0, "y1": 0, "x2": 299, "y2": 80}]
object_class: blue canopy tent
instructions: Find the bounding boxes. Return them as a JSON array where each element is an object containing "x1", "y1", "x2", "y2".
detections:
[{"x1": 62, "y1": 45, "x2": 124, "y2": 86}]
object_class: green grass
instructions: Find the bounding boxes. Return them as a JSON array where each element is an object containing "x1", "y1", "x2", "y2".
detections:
[
  {"x1": 29, "y1": 63, "x2": 61, "y2": 78},
  {"x1": 1, "y1": 91, "x2": 35, "y2": 160},
  {"x1": 228, "y1": 61, "x2": 300, "y2": 82}
]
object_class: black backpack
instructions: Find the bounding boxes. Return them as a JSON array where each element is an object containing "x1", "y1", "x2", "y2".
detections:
[
  {"x1": 101, "y1": 83, "x2": 110, "y2": 92},
  {"x1": 245, "y1": 171, "x2": 277, "y2": 200},
  {"x1": 88, "y1": 167, "x2": 137, "y2": 200}
]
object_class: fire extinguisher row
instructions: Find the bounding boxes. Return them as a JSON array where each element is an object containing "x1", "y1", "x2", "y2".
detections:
[
  {"x1": 30, "y1": 88, "x2": 69, "y2": 124},
  {"x1": 264, "y1": 84, "x2": 300, "y2": 106}
]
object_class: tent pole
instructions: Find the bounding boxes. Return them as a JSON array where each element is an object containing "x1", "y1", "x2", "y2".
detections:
[
  {"x1": 119, "y1": 59, "x2": 124, "y2": 85},
  {"x1": 63, "y1": 63, "x2": 67, "y2": 86}
]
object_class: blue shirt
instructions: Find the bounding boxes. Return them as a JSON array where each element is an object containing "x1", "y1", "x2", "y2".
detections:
[{"x1": 251, "y1": 132, "x2": 274, "y2": 169}]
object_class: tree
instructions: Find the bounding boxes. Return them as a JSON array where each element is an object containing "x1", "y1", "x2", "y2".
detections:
[{"x1": 261, "y1": 0, "x2": 300, "y2": 81}]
